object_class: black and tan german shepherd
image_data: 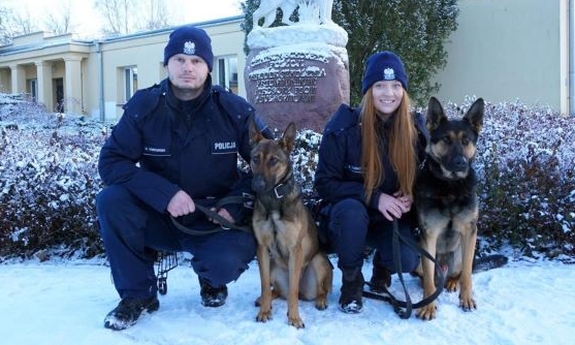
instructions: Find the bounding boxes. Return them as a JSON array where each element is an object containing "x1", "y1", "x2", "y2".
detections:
[
  {"x1": 414, "y1": 97, "x2": 484, "y2": 320},
  {"x1": 249, "y1": 120, "x2": 332, "y2": 329}
]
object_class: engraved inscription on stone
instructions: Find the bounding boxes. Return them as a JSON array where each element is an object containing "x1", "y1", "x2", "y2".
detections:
[{"x1": 248, "y1": 52, "x2": 329, "y2": 104}]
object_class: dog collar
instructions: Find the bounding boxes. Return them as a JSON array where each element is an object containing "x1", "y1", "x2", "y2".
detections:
[
  {"x1": 418, "y1": 158, "x2": 427, "y2": 171},
  {"x1": 272, "y1": 177, "x2": 296, "y2": 199}
]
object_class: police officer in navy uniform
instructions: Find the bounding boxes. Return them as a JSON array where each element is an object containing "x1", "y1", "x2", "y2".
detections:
[
  {"x1": 96, "y1": 26, "x2": 271, "y2": 330},
  {"x1": 314, "y1": 51, "x2": 428, "y2": 314}
]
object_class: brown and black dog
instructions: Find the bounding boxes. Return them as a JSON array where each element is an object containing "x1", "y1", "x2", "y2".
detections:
[
  {"x1": 414, "y1": 97, "x2": 484, "y2": 320},
  {"x1": 249, "y1": 120, "x2": 332, "y2": 329}
]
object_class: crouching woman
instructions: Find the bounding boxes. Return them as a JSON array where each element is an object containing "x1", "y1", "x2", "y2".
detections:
[{"x1": 314, "y1": 51, "x2": 428, "y2": 313}]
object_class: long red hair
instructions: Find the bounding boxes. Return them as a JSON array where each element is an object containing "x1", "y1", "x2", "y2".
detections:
[{"x1": 359, "y1": 91, "x2": 418, "y2": 203}]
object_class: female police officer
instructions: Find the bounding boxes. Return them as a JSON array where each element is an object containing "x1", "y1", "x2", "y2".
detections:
[{"x1": 314, "y1": 51, "x2": 427, "y2": 313}]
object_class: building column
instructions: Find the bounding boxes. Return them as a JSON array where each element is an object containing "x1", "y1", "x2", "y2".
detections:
[
  {"x1": 63, "y1": 56, "x2": 83, "y2": 114},
  {"x1": 35, "y1": 61, "x2": 54, "y2": 111},
  {"x1": 9, "y1": 64, "x2": 26, "y2": 94}
]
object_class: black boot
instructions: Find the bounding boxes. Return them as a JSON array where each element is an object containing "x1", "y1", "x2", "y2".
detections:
[
  {"x1": 103, "y1": 296, "x2": 160, "y2": 330},
  {"x1": 199, "y1": 277, "x2": 228, "y2": 307},
  {"x1": 369, "y1": 262, "x2": 391, "y2": 294},
  {"x1": 339, "y1": 266, "x2": 364, "y2": 314}
]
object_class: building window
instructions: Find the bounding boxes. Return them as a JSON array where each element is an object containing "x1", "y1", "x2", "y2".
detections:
[
  {"x1": 124, "y1": 67, "x2": 138, "y2": 101},
  {"x1": 27, "y1": 79, "x2": 38, "y2": 100},
  {"x1": 214, "y1": 56, "x2": 238, "y2": 94}
]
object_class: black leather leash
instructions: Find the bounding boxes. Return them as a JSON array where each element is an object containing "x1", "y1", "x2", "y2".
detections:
[
  {"x1": 171, "y1": 170, "x2": 297, "y2": 236},
  {"x1": 363, "y1": 218, "x2": 445, "y2": 319},
  {"x1": 170, "y1": 195, "x2": 253, "y2": 235}
]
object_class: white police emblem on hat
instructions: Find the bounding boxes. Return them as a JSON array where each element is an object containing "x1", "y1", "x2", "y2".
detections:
[
  {"x1": 383, "y1": 68, "x2": 396, "y2": 80},
  {"x1": 183, "y1": 41, "x2": 195, "y2": 55}
]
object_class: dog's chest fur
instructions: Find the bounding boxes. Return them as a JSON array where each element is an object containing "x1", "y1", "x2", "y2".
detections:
[
  {"x1": 253, "y1": 201, "x2": 308, "y2": 264},
  {"x1": 417, "y1": 164, "x2": 477, "y2": 209},
  {"x1": 265, "y1": 215, "x2": 289, "y2": 260},
  {"x1": 416, "y1": 165, "x2": 479, "y2": 253}
]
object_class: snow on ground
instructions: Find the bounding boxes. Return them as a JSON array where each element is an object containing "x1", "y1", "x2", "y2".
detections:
[{"x1": 0, "y1": 257, "x2": 573, "y2": 345}]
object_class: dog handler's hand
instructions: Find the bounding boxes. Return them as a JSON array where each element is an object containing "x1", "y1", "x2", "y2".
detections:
[
  {"x1": 377, "y1": 192, "x2": 411, "y2": 221},
  {"x1": 167, "y1": 190, "x2": 195, "y2": 217},
  {"x1": 209, "y1": 207, "x2": 235, "y2": 226},
  {"x1": 393, "y1": 191, "x2": 413, "y2": 212}
]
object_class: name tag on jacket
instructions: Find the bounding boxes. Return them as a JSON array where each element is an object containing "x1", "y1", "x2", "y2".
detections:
[
  {"x1": 143, "y1": 146, "x2": 170, "y2": 156},
  {"x1": 212, "y1": 141, "x2": 237, "y2": 154}
]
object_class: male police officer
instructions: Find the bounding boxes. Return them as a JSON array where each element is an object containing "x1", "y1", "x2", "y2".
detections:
[{"x1": 96, "y1": 26, "x2": 271, "y2": 330}]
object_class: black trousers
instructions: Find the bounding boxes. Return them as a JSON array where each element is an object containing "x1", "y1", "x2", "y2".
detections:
[
  {"x1": 323, "y1": 198, "x2": 419, "y2": 272},
  {"x1": 96, "y1": 185, "x2": 256, "y2": 299}
]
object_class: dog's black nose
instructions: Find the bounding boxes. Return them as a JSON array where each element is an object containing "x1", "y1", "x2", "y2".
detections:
[
  {"x1": 451, "y1": 156, "x2": 468, "y2": 172},
  {"x1": 252, "y1": 175, "x2": 266, "y2": 193}
]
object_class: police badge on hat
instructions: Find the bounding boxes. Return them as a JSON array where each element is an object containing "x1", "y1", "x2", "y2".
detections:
[
  {"x1": 183, "y1": 41, "x2": 195, "y2": 55},
  {"x1": 383, "y1": 67, "x2": 396, "y2": 81}
]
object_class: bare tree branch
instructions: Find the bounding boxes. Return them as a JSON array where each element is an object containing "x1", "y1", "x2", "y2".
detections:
[
  {"x1": 0, "y1": 6, "x2": 15, "y2": 44},
  {"x1": 44, "y1": 1, "x2": 75, "y2": 35},
  {"x1": 141, "y1": 0, "x2": 170, "y2": 30},
  {"x1": 11, "y1": 7, "x2": 39, "y2": 35},
  {"x1": 95, "y1": 0, "x2": 173, "y2": 36}
]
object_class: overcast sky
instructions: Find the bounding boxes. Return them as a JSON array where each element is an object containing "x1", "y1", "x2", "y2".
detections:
[{"x1": 1, "y1": 0, "x2": 243, "y2": 36}]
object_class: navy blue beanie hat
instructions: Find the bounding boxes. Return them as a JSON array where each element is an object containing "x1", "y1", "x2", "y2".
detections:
[
  {"x1": 163, "y1": 26, "x2": 214, "y2": 71},
  {"x1": 361, "y1": 51, "x2": 408, "y2": 95}
]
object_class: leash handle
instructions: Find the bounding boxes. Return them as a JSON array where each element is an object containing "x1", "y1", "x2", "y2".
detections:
[{"x1": 170, "y1": 195, "x2": 253, "y2": 235}]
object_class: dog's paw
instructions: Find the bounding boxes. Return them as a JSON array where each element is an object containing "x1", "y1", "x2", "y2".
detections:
[
  {"x1": 416, "y1": 302, "x2": 437, "y2": 321},
  {"x1": 459, "y1": 296, "x2": 477, "y2": 311},
  {"x1": 315, "y1": 297, "x2": 328, "y2": 310},
  {"x1": 288, "y1": 316, "x2": 305, "y2": 329},
  {"x1": 445, "y1": 277, "x2": 459, "y2": 292},
  {"x1": 256, "y1": 309, "x2": 273, "y2": 323}
]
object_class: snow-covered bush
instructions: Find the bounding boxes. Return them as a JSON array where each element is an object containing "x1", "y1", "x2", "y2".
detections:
[
  {"x1": 468, "y1": 98, "x2": 575, "y2": 259},
  {"x1": 0, "y1": 94, "x2": 573, "y2": 261},
  {"x1": 0, "y1": 94, "x2": 108, "y2": 259}
]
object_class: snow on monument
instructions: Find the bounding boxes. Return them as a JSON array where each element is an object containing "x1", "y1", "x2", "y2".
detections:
[{"x1": 245, "y1": 0, "x2": 349, "y2": 132}]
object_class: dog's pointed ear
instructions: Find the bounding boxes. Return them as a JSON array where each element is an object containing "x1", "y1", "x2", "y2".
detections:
[
  {"x1": 464, "y1": 98, "x2": 484, "y2": 134},
  {"x1": 249, "y1": 116, "x2": 264, "y2": 147},
  {"x1": 280, "y1": 122, "x2": 296, "y2": 154},
  {"x1": 426, "y1": 97, "x2": 447, "y2": 132}
]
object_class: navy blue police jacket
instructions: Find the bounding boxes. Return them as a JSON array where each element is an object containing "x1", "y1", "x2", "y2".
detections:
[
  {"x1": 98, "y1": 77, "x2": 270, "y2": 227},
  {"x1": 314, "y1": 104, "x2": 428, "y2": 211}
]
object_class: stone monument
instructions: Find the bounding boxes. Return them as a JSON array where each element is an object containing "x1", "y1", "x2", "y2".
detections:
[{"x1": 245, "y1": 0, "x2": 349, "y2": 133}]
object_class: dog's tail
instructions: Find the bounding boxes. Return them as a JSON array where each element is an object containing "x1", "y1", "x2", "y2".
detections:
[{"x1": 472, "y1": 254, "x2": 508, "y2": 273}]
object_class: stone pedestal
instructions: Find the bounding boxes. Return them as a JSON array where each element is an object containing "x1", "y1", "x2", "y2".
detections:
[{"x1": 245, "y1": 24, "x2": 349, "y2": 133}]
